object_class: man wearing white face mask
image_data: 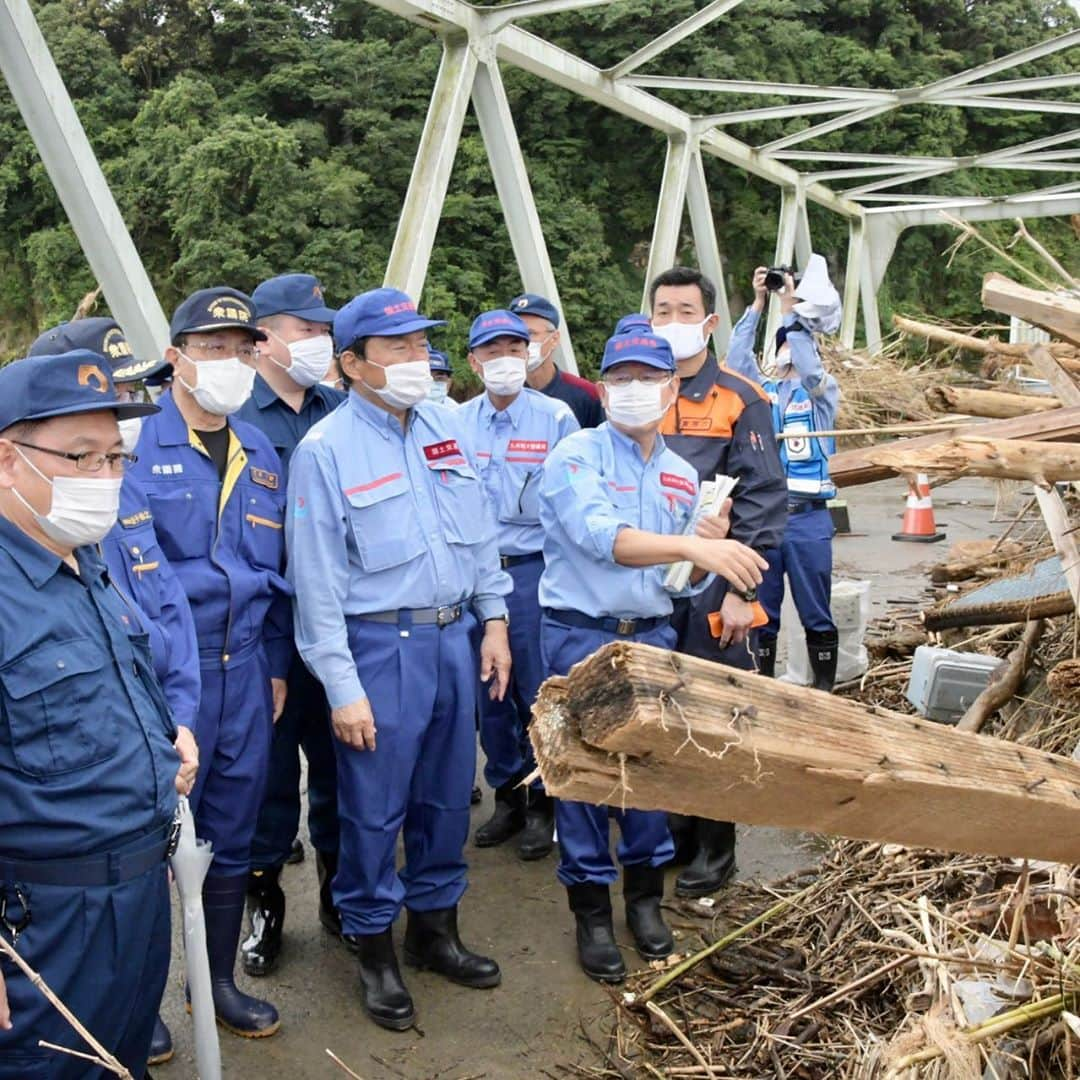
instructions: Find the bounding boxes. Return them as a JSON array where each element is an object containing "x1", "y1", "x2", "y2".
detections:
[
  {"x1": 287, "y1": 287, "x2": 513, "y2": 1031},
  {"x1": 426, "y1": 347, "x2": 459, "y2": 408},
  {"x1": 131, "y1": 286, "x2": 293, "y2": 1040},
  {"x1": 0, "y1": 350, "x2": 193, "y2": 1078},
  {"x1": 650, "y1": 265, "x2": 787, "y2": 901},
  {"x1": 459, "y1": 310, "x2": 578, "y2": 861},
  {"x1": 235, "y1": 273, "x2": 346, "y2": 978},
  {"x1": 538, "y1": 330, "x2": 768, "y2": 983}
]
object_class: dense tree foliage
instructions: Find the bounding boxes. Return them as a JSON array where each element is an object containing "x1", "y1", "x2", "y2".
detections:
[{"x1": 0, "y1": 0, "x2": 1077, "y2": 374}]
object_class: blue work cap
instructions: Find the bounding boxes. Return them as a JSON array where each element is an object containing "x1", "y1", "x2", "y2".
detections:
[
  {"x1": 333, "y1": 288, "x2": 445, "y2": 351},
  {"x1": 508, "y1": 293, "x2": 560, "y2": 329},
  {"x1": 0, "y1": 350, "x2": 160, "y2": 431},
  {"x1": 29, "y1": 317, "x2": 171, "y2": 384},
  {"x1": 428, "y1": 347, "x2": 452, "y2": 374},
  {"x1": 614, "y1": 313, "x2": 651, "y2": 335},
  {"x1": 170, "y1": 286, "x2": 267, "y2": 345},
  {"x1": 600, "y1": 332, "x2": 675, "y2": 374},
  {"x1": 252, "y1": 273, "x2": 338, "y2": 323},
  {"x1": 468, "y1": 310, "x2": 530, "y2": 350}
]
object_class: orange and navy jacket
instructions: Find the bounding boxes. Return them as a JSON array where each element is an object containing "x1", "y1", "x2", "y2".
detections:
[{"x1": 660, "y1": 353, "x2": 787, "y2": 554}]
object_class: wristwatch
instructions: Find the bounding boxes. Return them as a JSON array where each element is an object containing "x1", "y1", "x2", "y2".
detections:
[
  {"x1": 484, "y1": 614, "x2": 510, "y2": 626},
  {"x1": 737, "y1": 586, "x2": 758, "y2": 603}
]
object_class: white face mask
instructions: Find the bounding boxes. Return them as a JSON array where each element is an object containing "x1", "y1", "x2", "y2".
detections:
[
  {"x1": 179, "y1": 355, "x2": 255, "y2": 415},
  {"x1": 604, "y1": 379, "x2": 671, "y2": 429},
  {"x1": 428, "y1": 381, "x2": 450, "y2": 404},
  {"x1": 365, "y1": 359, "x2": 433, "y2": 410},
  {"x1": 481, "y1": 355, "x2": 527, "y2": 397},
  {"x1": 526, "y1": 342, "x2": 545, "y2": 372},
  {"x1": 652, "y1": 318, "x2": 710, "y2": 362},
  {"x1": 117, "y1": 417, "x2": 143, "y2": 455},
  {"x1": 13, "y1": 448, "x2": 122, "y2": 547},
  {"x1": 268, "y1": 332, "x2": 333, "y2": 389}
]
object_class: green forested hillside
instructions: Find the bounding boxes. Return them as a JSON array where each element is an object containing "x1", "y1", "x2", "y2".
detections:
[{"x1": 0, "y1": 0, "x2": 1077, "y2": 372}]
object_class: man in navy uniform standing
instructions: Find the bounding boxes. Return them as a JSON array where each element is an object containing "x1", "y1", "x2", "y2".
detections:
[{"x1": 0, "y1": 351, "x2": 196, "y2": 1078}]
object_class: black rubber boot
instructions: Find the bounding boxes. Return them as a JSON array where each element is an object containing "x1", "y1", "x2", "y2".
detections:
[
  {"x1": 566, "y1": 883, "x2": 626, "y2": 983},
  {"x1": 518, "y1": 790, "x2": 555, "y2": 861},
  {"x1": 623, "y1": 864, "x2": 673, "y2": 960},
  {"x1": 286, "y1": 838, "x2": 305, "y2": 864},
  {"x1": 403, "y1": 907, "x2": 501, "y2": 988},
  {"x1": 756, "y1": 634, "x2": 778, "y2": 679},
  {"x1": 345, "y1": 929, "x2": 416, "y2": 1031},
  {"x1": 806, "y1": 629, "x2": 840, "y2": 692},
  {"x1": 147, "y1": 1014, "x2": 172, "y2": 1065},
  {"x1": 674, "y1": 819, "x2": 737, "y2": 898},
  {"x1": 667, "y1": 813, "x2": 697, "y2": 867},
  {"x1": 203, "y1": 874, "x2": 281, "y2": 1038},
  {"x1": 241, "y1": 866, "x2": 285, "y2": 977},
  {"x1": 473, "y1": 781, "x2": 525, "y2": 847},
  {"x1": 315, "y1": 849, "x2": 342, "y2": 937}
]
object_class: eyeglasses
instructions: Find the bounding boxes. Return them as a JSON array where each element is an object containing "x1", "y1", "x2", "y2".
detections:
[
  {"x1": 14, "y1": 442, "x2": 137, "y2": 472},
  {"x1": 602, "y1": 372, "x2": 672, "y2": 388},
  {"x1": 184, "y1": 342, "x2": 257, "y2": 362}
]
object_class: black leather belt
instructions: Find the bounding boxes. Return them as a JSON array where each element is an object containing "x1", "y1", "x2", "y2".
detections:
[
  {"x1": 500, "y1": 552, "x2": 543, "y2": 569},
  {"x1": 543, "y1": 608, "x2": 668, "y2": 637},
  {"x1": 0, "y1": 823, "x2": 176, "y2": 888},
  {"x1": 356, "y1": 605, "x2": 464, "y2": 628},
  {"x1": 787, "y1": 499, "x2": 829, "y2": 515}
]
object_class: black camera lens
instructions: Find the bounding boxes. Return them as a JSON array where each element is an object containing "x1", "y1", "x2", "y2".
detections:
[{"x1": 764, "y1": 268, "x2": 787, "y2": 291}]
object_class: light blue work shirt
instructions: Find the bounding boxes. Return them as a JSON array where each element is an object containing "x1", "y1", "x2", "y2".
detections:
[
  {"x1": 538, "y1": 422, "x2": 709, "y2": 620},
  {"x1": 286, "y1": 391, "x2": 512, "y2": 708},
  {"x1": 458, "y1": 388, "x2": 579, "y2": 556}
]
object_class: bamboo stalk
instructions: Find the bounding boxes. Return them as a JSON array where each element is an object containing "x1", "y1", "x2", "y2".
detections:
[
  {"x1": 628, "y1": 884, "x2": 817, "y2": 1008},
  {"x1": 326, "y1": 1048, "x2": 367, "y2": 1079},
  {"x1": 788, "y1": 955, "x2": 914, "y2": 1020},
  {"x1": 646, "y1": 1001, "x2": 720, "y2": 1079}
]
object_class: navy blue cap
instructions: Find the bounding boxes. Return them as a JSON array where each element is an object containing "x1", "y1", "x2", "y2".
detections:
[
  {"x1": 600, "y1": 332, "x2": 675, "y2": 374},
  {"x1": 333, "y1": 288, "x2": 445, "y2": 351},
  {"x1": 428, "y1": 347, "x2": 452, "y2": 374},
  {"x1": 170, "y1": 287, "x2": 267, "y2": 345},
  {"x1": 508, "y1": 293, "x2": 560, "y2": 329},
  {"x1": 29, "y1": 317, "x2": 170, "y2": 383},
  {"x1": 0, "y1": 350, "x2": 160, "y2": 431},
  {"x1": 252, "y1": 273, "x2": 338, "y2": 323},
  {"x1": 468, "y1": 310, "x2": 531, "y2": 350},
  {"x1": 614, "y1": 313, "x2": 651, "y2": 335}
]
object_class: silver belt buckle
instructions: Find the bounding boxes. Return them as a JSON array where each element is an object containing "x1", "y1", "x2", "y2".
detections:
[
  {"x1": 436, "y1": 605, "x2": 459, "y2": 628},
  {"x1": 615, "y1": 618, "x2": 636, "y2": 635}
]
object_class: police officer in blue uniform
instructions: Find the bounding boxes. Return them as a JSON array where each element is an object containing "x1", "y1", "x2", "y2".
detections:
[
  {"x1": 0, "y1": 351, "x2": 196, "y2": 1078},
  {"x1": 287, "y1": 287, "x2": 512, "y2": 1031},
  {"x1": 130, "y1": 287, "x2": 292, "y2": 1039},
  {"x1": 726, "y1": 267, "x2": 840, "y2": 691},
  {"x1": 538, "y1": 331, "x2": 767, "y2": 983},
  {"x1": 27, "y1": 318, "x2": 200, "y2": 1065},
  {"x1": 459, "y1": 310, "x2": 578, "y2": 860},
  {"x1": 237, "y1": 273, "x2": 345, "y2": 977}
]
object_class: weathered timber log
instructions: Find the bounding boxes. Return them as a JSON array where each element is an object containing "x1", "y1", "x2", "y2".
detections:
[
  {"x1": 893, "y1": 314, "x2": 1078, "y2": 359},
  {"x1": 1033, "y1": 485, "x2": 1080, "y2": 610},
  {"x1": 922, "y1": 591, "x2": 1072, "y2": 631},
  {"x1": 1027, "y1": 345, "x2": 1080, "y2": 407},
  {"x1": 865, "y1": 437, "x2": 1080, "y2": 486},
  {"x1": 925, "y1": 385, "x2": 1059, "y2": 419},
  {"x1": 830, "y1": 405, "x2": 1080, "y2": 488},
  {"x1": 981, "y1": 273, "x2": 1080, "y2": 348},
  {"x1": 930, "y1": 540, "x2": 1025, "y2": 583},
  {"x1": 529, "y1": 642, "x2": 1080, "y2": 863},
  {"x1": 956, "y1": 620, "x2": 1045, "y2": 734}
]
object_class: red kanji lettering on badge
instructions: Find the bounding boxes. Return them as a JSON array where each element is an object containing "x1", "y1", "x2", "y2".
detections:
[
  {"x1": 424, "y1": 440, "x2": 463, "y2": 462},
  {"x1": 660, "y1": 472, "x2": 696, "y2": 497},
  {"x1": 507, "y1": 440, "x2": 549, "y2": 454}
]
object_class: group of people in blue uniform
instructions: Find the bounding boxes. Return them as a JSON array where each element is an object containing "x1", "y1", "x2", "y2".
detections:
[{"x1": 0, "y1": 258, "x2": 840, "y2": 1076}]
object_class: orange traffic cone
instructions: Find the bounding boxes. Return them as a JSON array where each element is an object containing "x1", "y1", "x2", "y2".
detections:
[{"x1": 892, "y1": 473, "x2": 945, "y2": 543}]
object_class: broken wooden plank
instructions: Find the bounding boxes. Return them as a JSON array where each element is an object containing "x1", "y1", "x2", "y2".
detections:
[
  {"x1": 1027, "y1": 344, "x2": 1080, "y2": 408},
  {"x1": 1033, "y1": 486, "x2": 1080, "y2": 611},
  {"x1": 893, "y1": 313, "x2": 1078, "y2": 360},
  {"x1": 956, "y1": 620, "x2": 1044, "y2": 734},
  {"x1": 981, "y1": 272, "x2": 1080, "y2": 349},
  {"x1": 925, "y1": 385, "x2": 1059, "y2": 419},
  {"x1": 866, "y1": 436, "x2": 1080, "y2": 486},
  {"x1": 830, "y1": 405, "x2": 1080, "y2": 488},
  {"x1": 530, "y1": 642, "x2": 1080, "y2": 864},
  {"x1": 923, "y1": 591, "x2": 1073, "y2": 631},
  {"x1": 930, "y1": 540, "x2": 1026, "y2": 584}
]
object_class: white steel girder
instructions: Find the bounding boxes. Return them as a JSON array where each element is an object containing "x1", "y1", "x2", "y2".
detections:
[
  {"x1": 0, "y1": 0, "x2": 170, "y2": 361},
  {"x1": 642, "y1": 134, "x2": 694, "y2": 309},
  {"x1": 685, "y1": 149, "x2": 732, "y2": 351}
]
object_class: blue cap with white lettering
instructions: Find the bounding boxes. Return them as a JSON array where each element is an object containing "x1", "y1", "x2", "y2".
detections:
[
  {"x1": 0, "y1": 350, "x2": 160, "y2": 431},
  {"x1": 170, "y1": 286, "x2": 267, "y2": 344},
  {"x1": 29, "y1": 317, "x2": 170, "y2": 383},
  {"x1": 428, "y1": 347, "x2": 452, "y2": 374}
]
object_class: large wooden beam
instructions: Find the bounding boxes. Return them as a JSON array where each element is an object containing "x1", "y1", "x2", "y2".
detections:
[
  {"x1": 865, "y1": 436, "x2": 1080, "y2": 486},
  {"x1": 981, "y1": 272, "x2": 1080, "y2": 348},
  {"x1": 925, "y1": 385, "x2": 1060, "y2": 419},
  {"x1": 530, "y1": 642, "x2": 1080, "y2": 864},
  {"x1": 893, "y1": 313, "x2": 1079, "y2": 361},
  {"x1": 830, "y1": 405, "x2": 1080, "y2": 488},
  {"x1": 923, "y1": 591, "x2": 1072, "y2": 631}
]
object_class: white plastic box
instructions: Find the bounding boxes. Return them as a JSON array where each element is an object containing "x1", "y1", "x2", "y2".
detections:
[
  {"x1": 905, "y1": 646, "x2": 1004, "y2": 724},
  {"x1": 781, "y1": 579, "x2": 871, "y2": 686}
]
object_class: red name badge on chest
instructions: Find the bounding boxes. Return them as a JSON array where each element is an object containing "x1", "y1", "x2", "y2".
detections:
[
  {"x1": 506, "y1": 439, "x2": 549, "y2": 464},
  {"x1": 423, "y1": 439, "x2": 467, "y2": 468},
  {"x1": 661, "y1": 472, "x2": 696, "y2": 498}
]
